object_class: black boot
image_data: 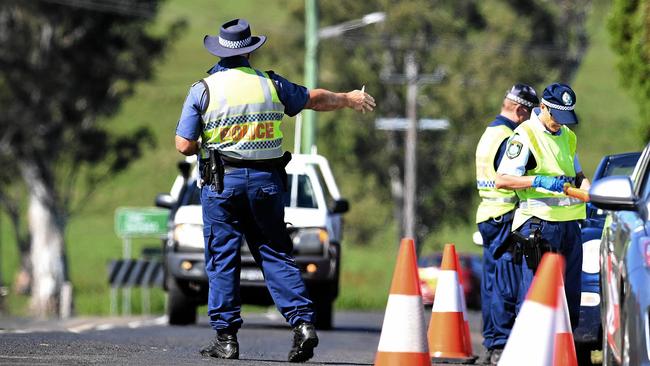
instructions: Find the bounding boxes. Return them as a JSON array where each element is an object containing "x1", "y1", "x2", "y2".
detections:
[
  {"x1": 288, "y1": 323, "x2": 319, "y2": 363},
  {"x1": 200, "y1": 332, "x2": 239, "y2": 359}
]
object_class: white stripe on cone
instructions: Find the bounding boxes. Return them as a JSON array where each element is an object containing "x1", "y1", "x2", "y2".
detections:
[
  {"x1": 431, "y1": 270, "x2": 463, "y2": 312},
  {"x1": 377, "y1": 294, "x2": 428, "y2": 353},
  {"x1": 498, "y1": 301, "x2": 556, "y2": 366},
  {"x1": 556, "y1": 285, "x2": 571, "y2": 333}
]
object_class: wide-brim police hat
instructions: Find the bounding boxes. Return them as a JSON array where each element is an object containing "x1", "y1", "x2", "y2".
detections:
[{"x1": 204, "y1": 18, "x2": 266, "y2": 58}]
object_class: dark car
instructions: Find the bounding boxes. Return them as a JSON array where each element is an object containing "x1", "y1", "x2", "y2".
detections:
[
  {"x1": 417, "y1": 252, "x2": 482, "y2": 309},
  {"x1": 575, "y1": 152, "x2": 641, "y2": 362},
  {"x1": 589, "y1": 143, "x2": 650, "y2": 366}
]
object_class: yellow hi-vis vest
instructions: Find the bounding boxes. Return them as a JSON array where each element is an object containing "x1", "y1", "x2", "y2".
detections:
[
  {"x1": 200, "y1": 67, "x2": 286, "y2": 160},
  {"x1": 475, "y1": 124, "x2": 518, "y2": 223},
  {"x1": 512, "y1": 120, "x2": 586, "y2": 230}
]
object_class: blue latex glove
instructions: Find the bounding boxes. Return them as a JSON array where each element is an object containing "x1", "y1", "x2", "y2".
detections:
[{"x1": 532, "y1": 175, "x2": 569, "y2": 193}]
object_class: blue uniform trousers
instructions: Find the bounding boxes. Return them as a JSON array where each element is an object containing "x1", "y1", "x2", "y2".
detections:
[
  {"x1": 517, "y1": 218, "x2": 582, "y2": 329},
  {"x1": 201, "y1": 167, "x2": 314, "y2": 332},
  {"x1": 478, "y1": 215, "x2": 521, "y2": 350}
]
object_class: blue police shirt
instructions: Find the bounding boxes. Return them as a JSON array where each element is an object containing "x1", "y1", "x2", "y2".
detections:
[
  {"x1": 175, "y1": 56, "x2": 310, "y2": 141},
  {"x1": 490, "y1": 115, "x2": 518, "y2": 171}
]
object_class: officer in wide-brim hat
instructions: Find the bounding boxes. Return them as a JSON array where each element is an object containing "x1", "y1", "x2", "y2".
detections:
[
  {"x1": 174, "y1": 18, "x2": 375, "y2": 363},
  {"x1": 495, "y1": 83, "x2": 590, "y2": 341}
]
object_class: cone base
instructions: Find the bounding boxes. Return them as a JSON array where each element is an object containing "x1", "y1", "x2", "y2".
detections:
[
  {"x1": 375, "y1": 351, "x2": 431, "y2": 366},
  {"x1": 431, "y1": 355, "x2": 478, "y2": 364}
]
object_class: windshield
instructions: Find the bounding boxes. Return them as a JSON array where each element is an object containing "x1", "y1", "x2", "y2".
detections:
[
  {"x1": 182, "y1": 173, "x2": 318, "y2": 209},
  {"x1": 285, "y1": 174, "x2": 318, "y2": 208}
]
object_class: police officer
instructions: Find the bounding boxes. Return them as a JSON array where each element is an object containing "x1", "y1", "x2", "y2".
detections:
[
  {"x1": 174, "y1": 19, "x2": 375, "y2": 362},
  {"x1": 496, "y1": 83, "x2": 590, "y2": 334},
  {"x1": 475, "y1": 84, "x2": 538, "y2": 365}
]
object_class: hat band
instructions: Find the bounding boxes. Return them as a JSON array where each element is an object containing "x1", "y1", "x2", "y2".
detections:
[
  {"x1": 506, "y1": 93, "x2": 535, "y2": 108},
  {"x1": 542, "y1": 98, "x2": 574, "y2": 111},
  {"x1": 218, "y1": 36, "x2": 252, "y2": 49}
]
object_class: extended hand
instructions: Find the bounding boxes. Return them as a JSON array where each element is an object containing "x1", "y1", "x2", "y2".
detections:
[
  {"x1": 532, "y1": 176, "x2": 571, "y2": 193},
  {"x1": 347, "y1": 89, "x2": 376, "y2": 113}
]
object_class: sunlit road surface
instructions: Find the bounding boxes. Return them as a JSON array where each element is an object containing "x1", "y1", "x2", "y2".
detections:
[{"x1": 0, "y1": 310, "x2": 483, "y2": 365}]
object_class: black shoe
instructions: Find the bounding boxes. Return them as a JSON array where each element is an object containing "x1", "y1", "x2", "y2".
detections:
[
  {"x1": 478, "y1": 349, "x2": 493, "y2": 365},
  {"x1": 288, "y1": 323, "x2": 319, "y2": 363},
  {"x1": 490, "y1": 348, "x2": 503, "y2": 366},
  {"x1": 200, "y1": 332, "x2": 239, "y2": 359}
]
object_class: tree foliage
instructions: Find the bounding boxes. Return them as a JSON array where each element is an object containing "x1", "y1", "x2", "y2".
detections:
[
  {"x1": 267, "y1": 0, "x2": 589, "y2": 249},
  {"x1": 609, "y1": 0, "x2": 650, "y2": 137},
  {"x1": 0, "y1": 0, "x2": 184, "y2": 315}
]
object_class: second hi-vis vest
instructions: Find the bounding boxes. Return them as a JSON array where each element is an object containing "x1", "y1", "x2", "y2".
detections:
[
  {"x1": 512, "y1": 119, "x2": 586, "y2": 230},
  {"x1": 475, "y1": 124, "x2": 518, "y2": 223},
  {"x1": 200, "y1": 67, "x2": 285, "y2": 160}
]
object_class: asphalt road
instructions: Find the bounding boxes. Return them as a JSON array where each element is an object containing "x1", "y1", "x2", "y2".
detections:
[{"x1": 0, "y1": 309, "x2": 484, "y2": 365}]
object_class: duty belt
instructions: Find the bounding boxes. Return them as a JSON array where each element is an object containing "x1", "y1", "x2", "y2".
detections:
[
  {"x1": 481, "y1": 196, "x2": 518, "y2": 204},
  {"x1": 519, "y1": 197, "x2": 583, "y2": 209}
]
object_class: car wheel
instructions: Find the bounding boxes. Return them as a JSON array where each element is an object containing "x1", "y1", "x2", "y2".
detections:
[
  {"x1": 575, "y1": 342, "x2": 596, "y2": 366},
  {"x1": 313, "y1": 298, "x2": 333, "y2": 330},
  {"x1": 166, "y1": 275, "x2": 197, "y2": 325}
]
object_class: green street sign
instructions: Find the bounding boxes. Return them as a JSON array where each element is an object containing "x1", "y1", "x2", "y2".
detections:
[{"x1": 115, "y1": 207, "x2": 169, "y2": 238}]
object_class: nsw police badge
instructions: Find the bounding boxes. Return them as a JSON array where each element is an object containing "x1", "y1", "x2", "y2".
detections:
[{"x1": 506, "y1": 140, "x2": 523, "y2": 159}]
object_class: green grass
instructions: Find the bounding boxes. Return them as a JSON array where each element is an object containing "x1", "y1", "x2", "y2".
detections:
[{"x1": 1, "y1": 0, "x2": 646, "y2": 315}]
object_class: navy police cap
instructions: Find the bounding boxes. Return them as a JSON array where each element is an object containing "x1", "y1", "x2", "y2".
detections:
[
  {"x1": 505, "y1": 83, "x2": 539, "y2": 108},
  {"x1": 204, "y1": 19, "x2": 266, "y2": 58},
  {"x1": 541, "y1": 83, "x2": 578, "y2": 125}
]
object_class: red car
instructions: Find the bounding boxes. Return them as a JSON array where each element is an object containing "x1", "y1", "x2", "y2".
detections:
[{"x1": 418, "y1": 253, "x2": 482, "y2": 309}]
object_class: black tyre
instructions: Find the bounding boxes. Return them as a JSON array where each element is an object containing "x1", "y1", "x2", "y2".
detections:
[
  {"x1": 166, "y1": 275, "x2": 197, "y2": 325},
  {"x1": 313, "y1": 298, "x2": 333, "y2": 330}
]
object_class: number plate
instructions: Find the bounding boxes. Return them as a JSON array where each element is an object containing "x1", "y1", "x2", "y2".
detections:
[{"x1": 240, "y1": 268, "x2": 264, "y2": 281}]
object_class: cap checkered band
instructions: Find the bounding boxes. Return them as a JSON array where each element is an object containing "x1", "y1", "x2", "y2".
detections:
[
  {"x1": 506, "y1": 93, "x2": 535, "y2": 108},
  {"x1": 219, "y1": 36, "x2": 252, "y2": 49},
  {"x1": 542, "y1": 98, "x2": 575, "y2": 111}
]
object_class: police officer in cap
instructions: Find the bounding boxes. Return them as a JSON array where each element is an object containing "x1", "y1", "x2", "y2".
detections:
[
  {"x1": 475, "y1": 83, "x2": 538, "y2": 365},
  {"x1": 174, "y1": 19, "x2": 375, "y2": 362},
  {"x1": 496, "y1": 83, "x2": 590, "y2": 338}
]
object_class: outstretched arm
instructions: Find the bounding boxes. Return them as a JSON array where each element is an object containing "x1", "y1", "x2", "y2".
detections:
[{"x1": 305, "y1": 88, "x2": 375, "y2": 113}]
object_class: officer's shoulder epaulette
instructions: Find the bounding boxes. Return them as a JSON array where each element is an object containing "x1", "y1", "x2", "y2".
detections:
[{"x1": 265, "y1": 70, "x2": 277, "y2": 78}]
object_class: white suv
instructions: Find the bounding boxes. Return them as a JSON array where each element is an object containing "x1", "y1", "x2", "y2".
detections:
[{"x1": 155, "y1": 154, "x2": 348, "y2": 330}]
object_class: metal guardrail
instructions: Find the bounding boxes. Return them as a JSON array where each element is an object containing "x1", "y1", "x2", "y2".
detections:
[{"x1": 108, "y1": 259, "x2": 163, "y2": 316}]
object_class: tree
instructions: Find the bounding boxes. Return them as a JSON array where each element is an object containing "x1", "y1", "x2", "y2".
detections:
[
  {"x1": 0, "y1": 0, "x2": 184, "y2": 317},
  {"x1": 270, "y1": 0, "x2": 589, "y2": 249},
  {"x1": 609, "y1": 0, "x2": 650, "y2": 137}
]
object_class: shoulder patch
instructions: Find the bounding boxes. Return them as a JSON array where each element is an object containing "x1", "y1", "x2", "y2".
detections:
[{"x1": 506, "y1": 140, "x2": 523, "y2": 159}]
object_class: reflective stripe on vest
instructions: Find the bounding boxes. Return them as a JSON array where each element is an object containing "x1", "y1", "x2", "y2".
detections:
[
  {"x1": 475, "y1": 124, "x2": 517, "y2": 223},
  {"x1": 200, "y1": 67, "x2": 285, "y2": 160},
  {"x1": 513, "y1": 120, "x2": 585, "y2": 228}
]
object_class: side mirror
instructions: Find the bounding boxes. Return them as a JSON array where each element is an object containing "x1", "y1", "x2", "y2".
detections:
[
  {"x1": 155, "y1": 193, "x2": 176, "y2": 209},
  {"x1": 330, "y1": 199, "x2": 349, "y2": 214},
  {"x1": 472, "y1": 231, "x2": 483, "y2": 246},
  {"x1": 178, "y1": 161, "x2": 192, "y2": 180},
  {"x1": 589, "y1": 175, "x2": 639, "y2": 212}
]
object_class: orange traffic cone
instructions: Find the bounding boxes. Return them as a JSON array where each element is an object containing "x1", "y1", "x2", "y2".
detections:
[
  {"x1": 454, "y1": 246, "x2": 474, "y2": 356},
  {"x1": 554, "y1": 278, "x2": 578, "y2": 366},
  {"x1": 427, "y1": 244, "x2": 477, "y2": 363},
  {"x1": 498, "y1": 253, "x2": 564, "y2": 366},
  {"x1": 374, "y1": 238, "x2": 430, "y2": 366}
]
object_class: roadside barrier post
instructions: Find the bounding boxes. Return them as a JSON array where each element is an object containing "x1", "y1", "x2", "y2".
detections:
[{"x1": 114, "y1": 207, "x2": 168, "y2": 316}]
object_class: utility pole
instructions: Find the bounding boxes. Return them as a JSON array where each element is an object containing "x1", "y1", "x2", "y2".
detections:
[
  {"x1": 404, "y1": 51, "x2": 418, "y2": 239},
  {"x1": 380, "y1": 50, "x2": 446, "y2": 250},
  {"x1": 302, "y1": 0, "x2": 318, "y2": 154}
]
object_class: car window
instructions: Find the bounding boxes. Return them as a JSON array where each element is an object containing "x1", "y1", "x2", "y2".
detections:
[
  {"x1": 284, "y1": 174, "x2": 318, "y2": 209},
  {"x1": 311, "y1": 163, "x2": 336, "y2": 210},
  {"x1": 603, "y1": 162, "x2": 637, "y2": 178},
  {"x1": 636, "y1": 146, "x2": 650, "y2": 200}
]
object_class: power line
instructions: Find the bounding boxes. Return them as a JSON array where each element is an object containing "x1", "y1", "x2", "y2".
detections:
[{"x1": 37, "y1": 0, "x2": 157, "y2": 18}]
